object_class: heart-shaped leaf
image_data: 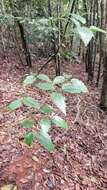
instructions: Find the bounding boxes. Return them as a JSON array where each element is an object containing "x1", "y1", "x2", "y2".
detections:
[{"x1": 77, "y1": 26, "x2": 94, "y2": 46}]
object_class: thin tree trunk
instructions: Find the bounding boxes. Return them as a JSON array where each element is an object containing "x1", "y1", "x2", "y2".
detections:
[
  {"x1": 55, "y1": 0, "x2": 62, "y2": 76},
  {"x1": 17, "y1": 21, "x2": 32, "y2": 67},
  {"x1": 96, "y1": 0, "x2": 103, "y2": 86},
  {"x1": 100, "y1": 0, "x2": 107, "y2": 110},
  {"x1": 9, "y1": 0, "x2": 32, "y2": 67},
  {"x1": 63, "y1": 0, "x2": 77, "y2": 37}
]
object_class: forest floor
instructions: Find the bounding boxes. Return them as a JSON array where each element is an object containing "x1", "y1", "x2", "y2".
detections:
[{"x1": 0, "y1": 58, "x2": 107, "y2": 190}]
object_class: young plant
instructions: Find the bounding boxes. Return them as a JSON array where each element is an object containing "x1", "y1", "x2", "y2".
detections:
[{"x1": 7, "y1": 73, "x2": 88, "y2": 152}]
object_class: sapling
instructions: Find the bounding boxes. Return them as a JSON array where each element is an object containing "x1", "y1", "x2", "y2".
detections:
[{"x1": 7, "y1": 73, "x2": 88, "y2": 151}]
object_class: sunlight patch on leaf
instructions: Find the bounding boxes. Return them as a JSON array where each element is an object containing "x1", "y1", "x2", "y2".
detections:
[
  {"x1": 77, "y1": 26, "x2": 94, "y2": 46},
  {"x1": 62, "y1": 78, "x2": 88, "y2": 93},
  {"x1": 51, "y1": 92, "x2": 66, "y2": 115},
  {"x1": 72, "y1": 13, "x2": 86, "y2": 24},
  {"x1": 40, "y1": 117, "x2": 51, "y2": 134},
  {"x1": 36, "y1": 74, "x2": 51, "y2": 82}
]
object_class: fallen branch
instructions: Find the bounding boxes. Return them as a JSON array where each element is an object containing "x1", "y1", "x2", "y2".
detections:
[
  {"x1": 73, "y1": 97, "x2": 81, "y2": 124},
  {"x1": 37, "y1": 48, "x2": 59, "y2": 74}
]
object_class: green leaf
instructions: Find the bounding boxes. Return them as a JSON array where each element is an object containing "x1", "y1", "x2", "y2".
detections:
[
  {"x1": 36, "y1": 82, "x2": 54, "y2": 91},
  {"x1": 36, "y1": 74, "x2": 51, "y2": 82},
  {"x1": 21, "y1": 120, "x2": 33, "y2": 128},
  {"x1": 7, "y1": 100, "x2": 22, "y2": 112},
  {"x1": 52, "y1": 115, "x2": 68, "y2": 129},
  {"x1": 40, "y1": 117, "x2": 51, "y2": 133},
  {"x1": 77, "y1": 26, "x2": 94, "y2": 46},
  {"x1": 23, "y1": 97, "x2": 40, "y2": 108},
  {"x1": 23, "y1": 75, "x2": 36, "y2": 86},
  {"x1": 51, "y1": 92, "x2": 66, "y2": 115},
  {"x1": 24, "y1": 132, "x2": 33, "y2": 146},
  {"x1": 40, "y1": 104, "x2": 52, "y2": 114},
  {"x1": 36, "y1": 131, "x2": 54, "y2": 152},
  {"x1": 53, "y1": 76, "x2": 65, "y2": 85},
  {"x1": 62, "y1": 78, "x2": 88, "y2": 93},
  {"x1": 90, "y1": 26, "x2": 106, "y2": 34},
  {"x1": 70, "y1": 17, "x2": 80, "y2": 27},
  {"x1": 72, "y1": 13, "x2": 86, "y2": 24}
]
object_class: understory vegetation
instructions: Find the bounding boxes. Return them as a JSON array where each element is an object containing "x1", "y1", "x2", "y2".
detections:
[{"x1": 0, "y1": 0, "x2": 107, "y2": 189}]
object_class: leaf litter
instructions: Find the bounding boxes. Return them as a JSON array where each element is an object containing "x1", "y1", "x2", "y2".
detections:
[{"x1": 0, "y1": 58, "x2": 107, "y2": 189}]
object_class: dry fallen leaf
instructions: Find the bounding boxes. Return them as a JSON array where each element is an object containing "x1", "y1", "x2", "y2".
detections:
[{"x1": 1, "y1": 185, "x2": 17, "y2": 190}]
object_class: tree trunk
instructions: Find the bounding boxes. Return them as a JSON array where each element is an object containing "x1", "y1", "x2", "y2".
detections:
[
  {"x1": 96, "y1": 0, "x2": 104, "y2": 86},
  {"x1": 9, "y1": 0, "x2": 32, "y2": 67},
  {"x1": 55, "y1": 0, "x2": 62, "y2": 76},
  {"x1": 100, "y1": 56, "x2": 107, "y2": 110},
  {"x1": 17, "y1": 21, "x2": 32, "y2": 67},
  {"x1": 100, "y1": 0, "x2": 107, "y2": 110}
]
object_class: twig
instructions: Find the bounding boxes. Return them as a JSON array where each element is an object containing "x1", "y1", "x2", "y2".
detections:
[
  {"x1": 37, "y1": 55, "x2": 54, "y2": 74},
  {"x1": 37, "y1": 48, "x2": 59, "y2": 74},
  {"x1": 73, "y1": 97, "x2": 81, "y2": 124}
]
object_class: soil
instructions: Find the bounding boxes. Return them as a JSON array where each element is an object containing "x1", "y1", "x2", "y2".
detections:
[{"x1": 0, "y1": 58, "x2": 107, "y2": 190}]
